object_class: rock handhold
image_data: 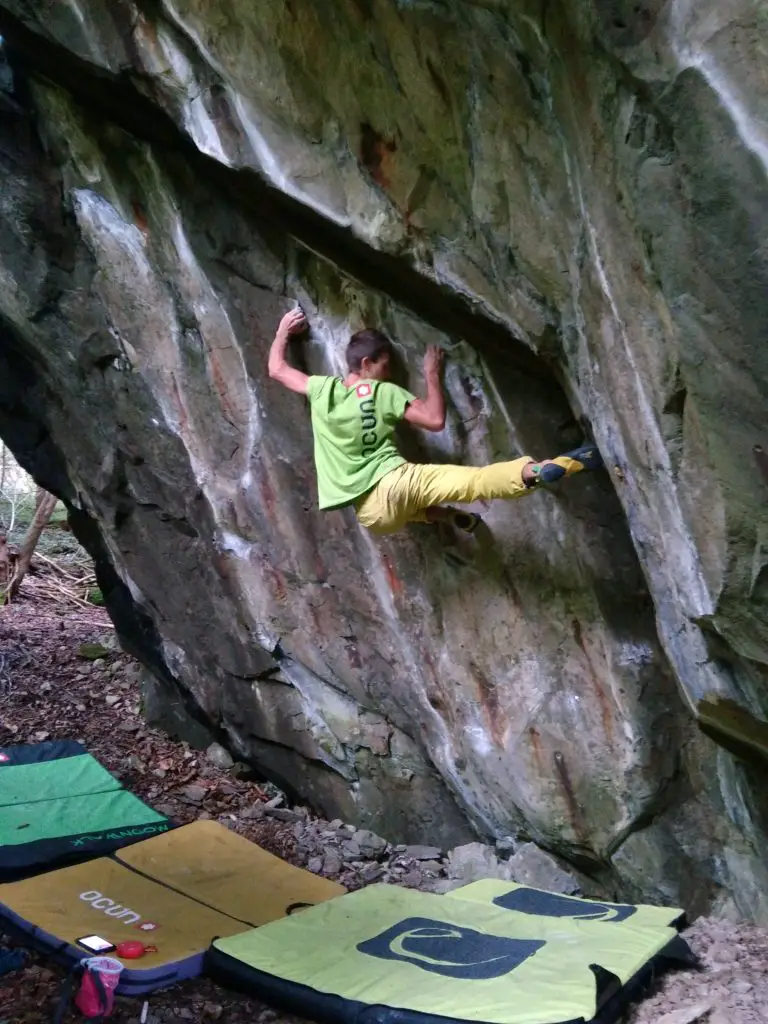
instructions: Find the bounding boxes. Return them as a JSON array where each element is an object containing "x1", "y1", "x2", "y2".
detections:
[
  {"x1": 446, "y1": 842, "x2": 508, "y2": 883},
  {"x1": 206, "y1": 743, "x2": 234, "y2": 770},
  {"x1": 506, "y1": 842, "x2": 580, "y2": 895},
  {"x1": 428, "y1": 878, "x2": 467, "y2": 894},
  {"x1": 653, "y1": 1005, "x2": 715, "y2": 1024},
  {"x1": 403, "y1": 844, "x2": 443, "y2": 861},
  {"x1": 321, "y1": 848, "x2": 343, "y2": 876},
  {"x1": 181, "y1": 784, "x2": 207, "y2": 804},
  {"x1": 355, "y1": 830, "x2": 388, "y2": 857}
]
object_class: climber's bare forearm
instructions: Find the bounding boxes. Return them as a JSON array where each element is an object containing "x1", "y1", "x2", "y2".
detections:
[
  {"x1": 403, "y1": 345, "x2": 446, "y2": 432},
  {"x1": 268, "y1": 312, "x2": 309, "y2": 394},
  {"x1": 404, "y1": 374, "x2": 446, "y2": 432}
]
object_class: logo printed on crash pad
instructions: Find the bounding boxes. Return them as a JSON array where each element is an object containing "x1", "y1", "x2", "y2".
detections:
[
  {"x1": 492, "y1": 888, "x2": 637, "y2": 923},
  {"x1": 80, "y1": 890, "x2": 141, "y2": 926},
  {"x1": 357, "y1": 917, "x2": 545, "y2": 979},
  {"x1": 69, "y1": 824, "x2": 169, "y2": 848}
]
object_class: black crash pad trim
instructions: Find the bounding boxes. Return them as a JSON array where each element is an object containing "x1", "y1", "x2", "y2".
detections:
[
  {"x1": 0, "y1": 821, "x2": 171, "y2": 881},
  {"x1": 0, "y1": 739, "x2": 86, "y2": 767},
  {"x1": 0, "y1": 905, "x2": 181, "y2": 992}
]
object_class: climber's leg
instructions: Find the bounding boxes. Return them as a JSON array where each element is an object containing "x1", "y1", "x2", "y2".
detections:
[
  {"x1": 527, "y1": 444, "x2": 603, "y2": 485},
  {"x1": 355, "y1": 459, "x2": 533, "y2": 534},
  {"x1": 355, "y1": 445, "x2": 603, "y2": 535}
]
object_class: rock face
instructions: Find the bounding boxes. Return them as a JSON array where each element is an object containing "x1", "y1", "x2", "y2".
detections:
[{"x1": 0, "y1": 1, "x2": 767, "y2": 919}]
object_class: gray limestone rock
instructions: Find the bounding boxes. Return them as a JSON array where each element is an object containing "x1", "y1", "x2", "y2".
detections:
[
  {"x1": 506, "y1": 843, "x2": 580, "y2": 895},
  {"x1": 206, "y1": 743, "x2": 234, "y2": 771},
  {"x1": 447, "y1": 843, "x2": 508, "y2": 884},
  {"x1": 404, "y1": 845, "x2": 443, "y2": 861}
]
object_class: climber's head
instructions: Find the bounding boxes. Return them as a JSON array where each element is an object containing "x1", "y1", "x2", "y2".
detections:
[{"x1": 346, "y1": 328, "x2": 392, "y2": 380}]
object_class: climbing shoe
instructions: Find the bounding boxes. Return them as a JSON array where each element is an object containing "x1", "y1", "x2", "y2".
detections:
[
  {"x1": 453, "y1": 511, "x2": 482, "y2": 534},
  {"x1": 528, "y1": 444, "x2": 603, "y2": 485}
]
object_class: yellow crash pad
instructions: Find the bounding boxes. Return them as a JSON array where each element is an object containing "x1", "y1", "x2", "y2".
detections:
[
  {"x1": 0, "y1": 856, "x2": 245, "y2": 992},
  {"x1": 115, "y1": 819, "x2": 345, "y2": 924}
]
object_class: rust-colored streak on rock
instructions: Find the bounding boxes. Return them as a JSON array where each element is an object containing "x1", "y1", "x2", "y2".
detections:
[
  {"x1": 169, "y1": 373, "x2": 188, "y2": 435},
  {"x1": 572, "y1": 617, "x2": 614, "y2": 746},
  {"x1": 131, "y1": 200, "x2": 149, "y2": 238},
  {"x1": 212, "y1": 552, "x2": 232, "y2": 580},
  {"x1": 359, "y1": 122, "x2": 397, "y2": 190},
  {"x1": 473, "y1": 663, "x2": 506, "y2": 748},
  {"x1": 134, "y1": 12, "x2": 158, "y2": 48},
  {"x1": 260, "y1": 472, "x2": 277, "y2": 524},
  {"x1": 553, "y1": 750, "x2": 588, "y2": 843},
  {"x1": 206, "y1": 349, "x2": 239, "y2": 425},
  {"x1": 528, "y1": 726, "x2": 545, "y2": 772},
  {"x1": 263, "y1": 559, "x2": 287, "y2": 602},
  {"x1": 381, "y1": 553, "x2": 403, "y2": 597}
]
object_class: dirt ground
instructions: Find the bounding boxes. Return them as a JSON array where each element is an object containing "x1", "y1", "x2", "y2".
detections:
[{"x1": 1, "y1": 582, "x2": 767, "y2": 1024}]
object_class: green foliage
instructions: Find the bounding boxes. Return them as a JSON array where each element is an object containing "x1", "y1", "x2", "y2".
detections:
[{"x1": 77, "y1": 642, "x2": 111, "y2": 660}]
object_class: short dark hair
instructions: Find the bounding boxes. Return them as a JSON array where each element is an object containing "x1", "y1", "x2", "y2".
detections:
[{"x1": 346, "y1": 328, "x2": 392, "y2": 372}]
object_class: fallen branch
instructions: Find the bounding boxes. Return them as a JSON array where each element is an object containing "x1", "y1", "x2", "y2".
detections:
[
  {"x1": 33, "y1": 551, "x2": 84, "y2": 581},
  {"x1": 25, "y1": 576, "x2": 95, "y2": 609}
]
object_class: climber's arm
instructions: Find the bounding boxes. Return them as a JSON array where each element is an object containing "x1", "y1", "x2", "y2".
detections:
[
  {"x1": 268, "y1": 309, "x2": 310, "y2": 394},
  {"x1": 403, "y1": 345, "x2": 446, "y2": 432}
]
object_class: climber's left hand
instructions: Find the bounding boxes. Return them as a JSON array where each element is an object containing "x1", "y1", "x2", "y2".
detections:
[{"x1": 279, "y1": 308, "x2": 308, "y2": 336}]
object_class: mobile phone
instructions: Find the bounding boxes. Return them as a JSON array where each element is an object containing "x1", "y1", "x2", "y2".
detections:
[{"x1": 76, "y1": 935, "x2": 117, "y2": 954}]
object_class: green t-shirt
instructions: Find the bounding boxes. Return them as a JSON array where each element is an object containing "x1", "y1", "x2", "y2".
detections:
[{"x1": 306, "y1": 376, "x2": 415, "y2": 510}]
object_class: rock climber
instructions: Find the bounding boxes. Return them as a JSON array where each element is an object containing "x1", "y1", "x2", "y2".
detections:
[{"x1": 268, "y1": 308, "x2": 603, "y2": 535}]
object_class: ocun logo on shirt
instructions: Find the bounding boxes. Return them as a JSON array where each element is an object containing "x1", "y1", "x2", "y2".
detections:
[{"x1": 358, "y1": 390, "x2": 379, "y2": 456}]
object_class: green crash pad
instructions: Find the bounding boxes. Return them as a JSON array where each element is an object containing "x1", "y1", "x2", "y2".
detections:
[
  {"x1": 208, "y1": 883, "x2": 695, "y2": 1024},
  {"x1": 0, "y1": 740, "x2": 169, "y2": 880}
]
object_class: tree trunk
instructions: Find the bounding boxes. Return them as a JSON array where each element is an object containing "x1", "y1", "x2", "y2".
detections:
[
  {"x1": 6, "y1": 490, "x2": 58, "y2": 601},
  {"x1": 0, "y1": 533, "x2": 8, "y2": 590}
]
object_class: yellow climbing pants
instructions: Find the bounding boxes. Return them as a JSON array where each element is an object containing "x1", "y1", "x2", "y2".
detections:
[{"x1": 355, "y1": 458, "x2": 533, "y2": 535}]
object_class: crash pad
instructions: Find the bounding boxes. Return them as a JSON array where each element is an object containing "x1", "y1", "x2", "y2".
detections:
[
  {"x1": 115, "y1": 820, "x2": 345, "y2": 923},
  {"x1": 0, "y1": 820, "x2": 347, "y2": 995},
  {"x1": 445, "y1": 880, "x2": 685, "y2": 931},
  {"x1": 0, "y1": 739, "x2": 121, "y2": 806},
  {"x1": 208, "y1": 883, "x2": 694, "y2": 1024},
  {"x1": 0, "y1": 857, "x2": 246, "y2": 995},
  {"x1": 0, "y1": 740, "x2": 169, "y2": 880}
]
